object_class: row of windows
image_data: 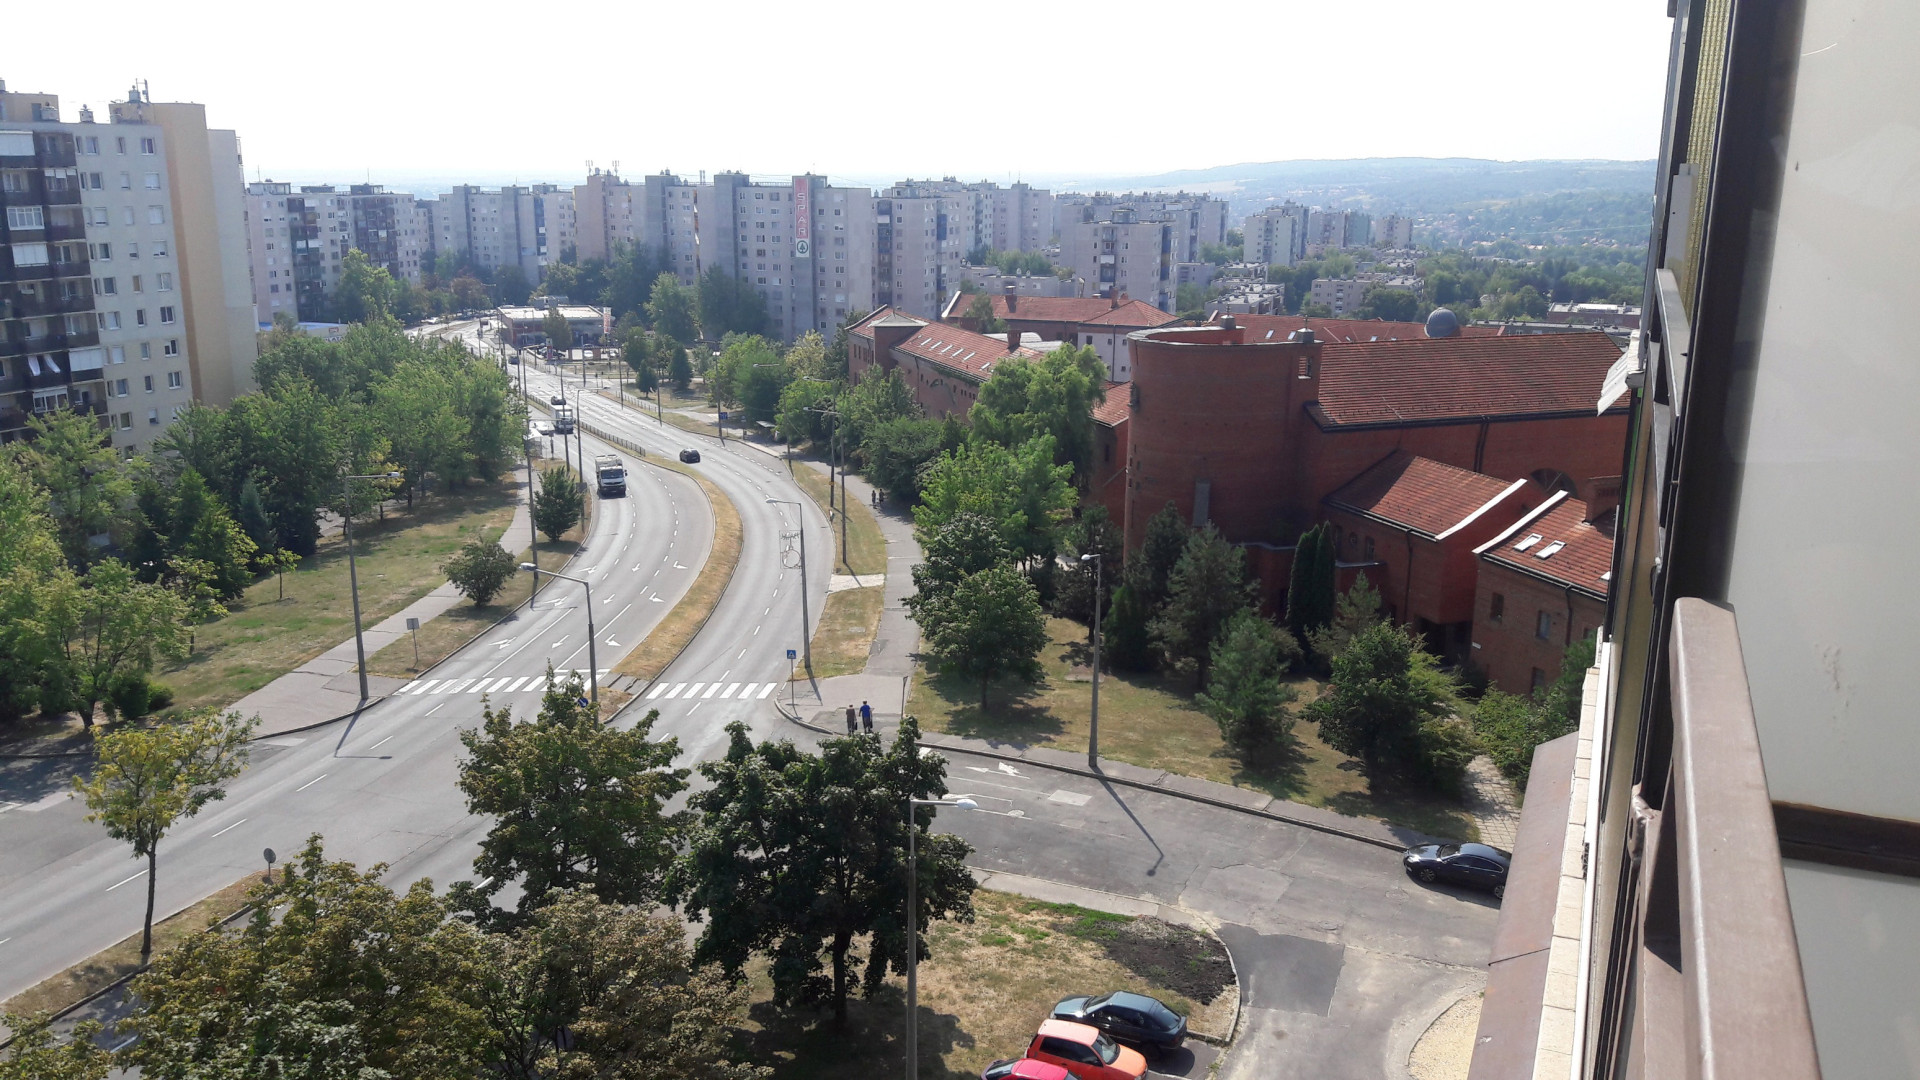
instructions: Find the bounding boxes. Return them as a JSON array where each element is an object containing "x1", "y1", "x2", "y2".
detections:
[
  {"x1": 73, "y1": 135, "x2": 156, "y2": 156},
  {"x1": 104, "y1": 371, "x2": 184, "y2": 395}
]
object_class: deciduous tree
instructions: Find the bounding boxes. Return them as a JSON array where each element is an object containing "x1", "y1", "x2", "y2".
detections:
[
  {"x1": 444, "y1": 539, "x2": 517, "y2": 606},
  {"x1": 331, "y1": 248, "x2": 401, "y2": 323},
  {"x1": 914, "y1": 436, "x2": 1073, "y2": 563},
  {"x1": 919, "y1": 564, "x2": 1048, "y2": 709},
  {"x1": 532, "y1": 463, "x2": 583, "y2": 542},
  {"x1": 647, "y1": 273, "x2": 699, "y2": 345},
  {"x1": 673, "y1": 720, "x2": 975, "y2": 1027},
  {"x1": 968, "y1": 345, "x2": 1108, "y2": 484},
  {"x1": 7, "y1": 408, "x2": 133, "y2": 568},
  {"x1": 0, "y1": 1013, "x2": 111, "y2": 1080},
  {"x1": 74, "y1": 708, "x2": 256, "y2": 959},
  {"x1": 1303, "y1": 621, "x2": 1458, "y2": 779},
  {"x1": 52, "y1": 559, "x2": 189, "y2": 727},
  {"x1": 906, "y1": 511, "x2": 1011, "y2": 623}
]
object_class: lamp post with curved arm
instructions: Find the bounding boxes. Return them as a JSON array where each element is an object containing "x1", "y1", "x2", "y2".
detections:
[
  {"x1": 343, "y1": 470, "x2": 403, "y2": 701},
  {"x1": 766, "y1": 498, "x2": 810, "y2": 674},
  {"x1": 519, "y1": 563, "x2": 597, "y2": 704},
  {"x1": 905, "y1": 794, "x2": 977, "y2": 1080}
]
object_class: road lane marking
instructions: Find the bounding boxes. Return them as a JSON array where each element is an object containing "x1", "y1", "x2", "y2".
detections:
[
  {"x1": 738, "y1": 649, "x2": 747, "y2": 658},
  {"x1": 702, "y1": 683, "x2": 722, "y2": 699},
  {"x1": 738, "y1": 683, "x2": 758, "y2": 699},
  {"x1": 721, "y1": 682, "x2": 741, "y2": 698},
  {"x1": 439, "y1": 679, "x2": 473, "y2": 694},
  {"x1": 753, "y1": 626, "x2": 760, "y2": 635},
  {"x1": 111, "y1": 1036, "x2": 139, "y2": 1052},
  {"x1": 398, "y1": 681, "x2": 421, "y2": 694},
  {"x1": 647, "y1": 683, "x2": 669, "y2": 699},
  {"x1": 211, "y1": 818, "x2": 247, "y2": 837},
  {"x1": 295, "y1": 774, "x2": 328, "y2": 792},
  {"x1": 757, "y1": 683, "x2": 777, "y2": 699},
  {"x1": 688, "y1": 702, "x2": 701, "y2": 713},
  {"x1": 496, "y1": 677, "x2": 528, "y2": 694},
  {"x1": 684, "y1": 683, "x2": 705, "y2": 698},
  {"x1": 411, "y1": 680, "x2": 441, "y2": 695},
  {"x1": 427, "y1": 703, "x2": 447, "y2": 716},
  {"x1": 106, "y1": 870, "x2": 148, "y2": 892},
  {"x1": 1047, "y1": 790, "x2": 1093, "y2": 806},
  {"x1": 369, "y1": 735, "x2": 395, "y2": 751},
  {"x1": 469, "y1": 678, "x2": 499, "y2": 693}
]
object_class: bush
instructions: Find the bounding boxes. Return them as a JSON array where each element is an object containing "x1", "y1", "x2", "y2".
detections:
[
  {"x1": 1410, "y1": 716, "x2": 1479, "y2": 795},
  {"x1": 444, "y1": 539, "x2": 518, "y2": 606},
  {"x1": 147, "y1": 681, "x2": 175, "y2": 711},
  {"x1": 105, "y1": 671, "x2": 153, "y2": 722}
]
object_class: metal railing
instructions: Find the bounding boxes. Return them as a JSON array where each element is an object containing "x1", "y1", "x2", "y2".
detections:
[{"x1": 1624, "y1": 598, "x2": 1821, "y2": 1079}]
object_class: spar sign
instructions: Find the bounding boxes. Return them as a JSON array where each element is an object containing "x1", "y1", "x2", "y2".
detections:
[{"x1": 793, "y1": 178, "x2": 812, "y2": 259}]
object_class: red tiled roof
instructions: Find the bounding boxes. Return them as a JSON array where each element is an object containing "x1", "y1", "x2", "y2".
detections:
[
  {"x1": 1082, "y1": 300, "x2": 1180, "y2": 329},
  {"x1": 1091, "y1": 381, "x2": 1130, "y2": 427},
  {"x1": 894, "y1": 320, "x2": 1041, "y2": 382},
  {"x1": 846, "y1": 306, "x2": 923, "y2": 339},
  {"x1": 990, "y1": 295, "x2": 1126, "y2": 324},
  {"x1": 1229, "y1": 313, "x2": 1503, "y2": 343},
  {"x1": 1311, "y1": 331, "x2": 1626, "y2": 427},
  {"x1": 1477, "y1": 493, "x2": 1615, "y2": 598},
  {"x1": 1324, "y1": 451, "x2": 1525, "y2": 538}
]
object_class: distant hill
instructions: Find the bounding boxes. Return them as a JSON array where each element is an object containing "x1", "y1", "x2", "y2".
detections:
[{"x1": 1055, "y1": 157, "x2": 1653, "y2": 213}]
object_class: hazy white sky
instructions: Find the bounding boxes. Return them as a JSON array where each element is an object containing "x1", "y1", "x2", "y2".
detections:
[{"x1": 4, "y1": 0, "x2": 1673, "y2": 192}]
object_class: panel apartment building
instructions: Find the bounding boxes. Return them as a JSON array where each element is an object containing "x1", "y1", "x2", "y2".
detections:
[
  {"x1": 2, "y1": 80, "x2": 254, "y2": 460},
  {"x1": 423, "y1": 183, "x2": 572, "y2": 286},
  {"x1": 244, "y1": 182, "x2": 431, "y2": 324}
]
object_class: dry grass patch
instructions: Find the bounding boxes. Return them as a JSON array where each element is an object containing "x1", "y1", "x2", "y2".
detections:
[
  {"x1": 2, "y1": 876, "x2": 255, "y2": 1017},
  {"x1": 789, "y1": 463, "x2": 887, "y2": 578},
  {"x1": 733, "y1": 889, "x2": 1234, "y2": 1079},
  {"x1": 159, "y1": 483, "x2": 520, "y2": 712},
  {"x1": 909, "y1": 618, "x2": 1479, "y2": 842},
  {"x1": 611, "y1": 458, "x2": 742, "y2": 686},
  {"x1": 805, "y1": 586, "x2": 884, "y2": 678}
]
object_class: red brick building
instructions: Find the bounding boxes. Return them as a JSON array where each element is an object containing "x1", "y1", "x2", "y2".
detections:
[
  {"x1": 1469, "y1": 492, "x2": 1614, "y2": 694},
  {"x1": 1321, "y1": 452, "x2": 1534, "y2": 663},
  {"x1": 1120, "y1": 322, "x2": 1629, "y2": 610},
  {"x1": 943, "y1": 291, "x2": 1178, "y2": 381},
  {"x1": 846, "y1": 308, "x2": 1042, "y2": 420}
]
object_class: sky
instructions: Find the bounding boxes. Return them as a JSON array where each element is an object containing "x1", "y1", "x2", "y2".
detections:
[{"x1": 3, "y1": 0, "x2": 1674, "y2": 194}]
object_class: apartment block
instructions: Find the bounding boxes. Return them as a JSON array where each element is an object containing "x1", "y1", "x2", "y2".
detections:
[
  {"x1": 244, "y1": 182, "x2": 430, "y2": 324},
  {"x1": 424, "y1": 183, "x2": 570, "y2": 284},
  {"x1": 1374, "y1": 212, "x2": 1414, "y2": 249},
  {"x1": 1308, "y1": 274, "x2": 1413, "y2": 316},
  {"x1": 1058, "y1": 208, "x2": 1174, "y2": 311},
  {"x1": 1307, "y1": 208, "x2": 1372, "y2": 250},
  {"x1": 877, "y1": 180, "x2": 974, "y2": 320},
  {"x1": 1055, "y1": 191, "x2": 1229, "y2": 261},
  {"x1": 4, "y1": 80, "x2": 253, "y2": 456},
  {"x1": 573, "y1": 169, "x2": 638, "y2": 262},
  {"x1": 1244, "y1": 203, "x2": 1307, "y2": 266}
]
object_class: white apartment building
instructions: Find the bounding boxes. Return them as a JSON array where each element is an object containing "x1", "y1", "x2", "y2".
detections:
[
  {"x1": 244, "y1": 182, "x2": 431, "y2": 324},
  {"x1": 426, "y1": 184, "x2": 569, "y2": 284},
  {"x1": 877, "y1": 180, "x2": 975, "y2": 320},
  {"x1": 1058, "y1": 208, "x2": 1174, "y2": 311},
  {"x1": 1244, "y1": 204, "x2": 1305, "y2": 267},
  {"x1": 1374, "y1": 212, "x2": 1414, "y2": 248},
  {"x1": 1055, "y1": 191, "x2": 1228, "y2": 262},
  {"x1": 573, "y1": 170, "x2": 638, "y2": 262},
  {"x1": 4, "y1": 82, "x2": 254, "y2": 457},
  {"x1": 1306, "y1": 208, "x2": 1372, "y2": 250}
]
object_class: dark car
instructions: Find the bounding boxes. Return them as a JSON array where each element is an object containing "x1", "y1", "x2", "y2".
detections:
[
  {"x1": 1050, "y1": 991, "x2": 1187, "y2": 1052},
  {"x1": 549, "y1": 393, "x2": 566, "y2": 405},
  {"x1": 1403, "y1": 842, "x2": 1511, "y2": 898},
  {"x1": 678, "y1": 448, "x2": 701, "y2": 463}
]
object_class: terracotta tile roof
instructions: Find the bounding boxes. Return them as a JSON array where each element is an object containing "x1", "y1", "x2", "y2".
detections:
[
  {"x1": 1311, "y1": 331, "x2": 1626, "y2": 428},
  {"x1": 1082, "y1": 300, "x2": 1180, "y2": 329},
  {"x1": 1091, "y1": 381, "x2": 1130, "y2": 427},
  {"x1": 1477, "y1": 492, "x2": 1615, "y2": 598},
  {"x1": 894, "y1": 320, "x2": 1041, "y2": 382},
  {"x1": 1229, "y1": 313, "x2": 1503, "y2": 343},
  {"x1": 1324, "y1": 451, "x2": 1527, "y2": 539},
  {"x1": 989, "y1": 295, "x2": 1127, "y2": 324},
  {"x1": 846, "y1": 306, "x2": 923, "y2": 339}
]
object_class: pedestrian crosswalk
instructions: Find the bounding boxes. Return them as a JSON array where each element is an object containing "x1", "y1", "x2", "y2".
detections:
[
  {"x1": 646, "y1": 681, "x2": 780, "y2": 701},
  {"x1": 391, "y1": 673, "x2": 784, "y2": 704}
]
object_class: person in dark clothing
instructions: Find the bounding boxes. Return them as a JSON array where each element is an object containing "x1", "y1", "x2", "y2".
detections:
[
  {"x1": 860, "y1": 701, "x2": 873, "y2": 733},
  {"x1": 846, "y1": 704, "x2": 858, "y2": 733}
]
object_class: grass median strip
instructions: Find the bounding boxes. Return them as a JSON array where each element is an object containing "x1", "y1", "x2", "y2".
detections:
[
  {"x1": 805, "y1": 586, "x2": 885, "y2": 679},
  {"x1": 2, "y1": 875, "x2": 254, "y2": 1017},
  {"x1": 789, "y1": 462, "x2": 886, "y2": 577},
  {"x1": 610, "y1": 457, "x2": 742, "y2": 688}
]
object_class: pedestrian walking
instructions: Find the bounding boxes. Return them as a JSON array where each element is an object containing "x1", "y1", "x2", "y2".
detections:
[
  {"x1": 860, "y1": 701, "x2": 873, "y2": 734},
  {"x1": 845, "y1": 704, "x2": 858, "y2": 734}
]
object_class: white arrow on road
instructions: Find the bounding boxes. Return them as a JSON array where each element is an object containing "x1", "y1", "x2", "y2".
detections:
[
  {"x1": 606, "y1": 638, "x2": 620, "y2": 647},
  {"x1": 552, "y1": 636, "x2": 569, "y2": 648},
  {"x1": 650, "y1": 594, "x2": 664, "y2": 603},
  {"x1": 998, "y1": 762, "x2": 1025, "y2": 777}
]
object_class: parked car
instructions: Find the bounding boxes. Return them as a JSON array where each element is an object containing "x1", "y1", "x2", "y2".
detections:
[
  {"x1": 981, "y1": 1059, "x2": 1071, "y2": 1080},
  {"x1": 1024, "y1": 1020, "x2": 1146, "y2": 1080},
  {"x1": 1050, "y1": 992, "x2": 1187, "y2": 1052},
  {"x1": 550, "y1": 394, "x2": 566, "y2": 405},
  {"x1": 678, "y1": 448, "x2": 701, "y2": 463},
  {"x1": 1403, "y1": 841, "x2": 1511, "y2": 898}
]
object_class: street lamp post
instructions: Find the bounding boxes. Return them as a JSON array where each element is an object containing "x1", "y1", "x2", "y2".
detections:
[
  {"x1": 905, "y1": 794, "x2": 978, "y2": 1080},
  {"x1": 766, "y1": 498, "x2": 811, "y2": 674},
  {"x1": 805, "y1": 402, "x2": 848, "y2": 565},
  {"x1": 1081, "y1": 553, "x2": 1103, "y2": 768},
  {"x1": 342, "y1": 470, "x2": 403, "y2": 701},
  {"x1": 519, "y1": 563, "x2": 597, "y2": 704}
]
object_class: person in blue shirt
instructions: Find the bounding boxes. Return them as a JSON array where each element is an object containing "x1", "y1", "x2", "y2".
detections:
[{"x1": 860, "y1": 701, "x2": 873, "y2": 734}]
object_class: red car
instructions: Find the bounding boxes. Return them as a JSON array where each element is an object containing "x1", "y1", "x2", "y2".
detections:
[
  {"x1": 981, "y1": 1058, "x2": 1071, "y2": 1080},
  {"x1": 1024, "y1": 1019, "x2": 1148, "y2": 1080}
]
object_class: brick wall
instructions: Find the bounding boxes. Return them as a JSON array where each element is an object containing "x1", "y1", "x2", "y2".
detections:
[{"x1": 1470, "y1": 560, "x2": 1607, "y2": 694}]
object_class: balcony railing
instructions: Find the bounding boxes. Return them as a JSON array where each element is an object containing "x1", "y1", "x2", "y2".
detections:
[{"x1": 1626, "y1": 598, "x2": 1821, "y2": 1079}]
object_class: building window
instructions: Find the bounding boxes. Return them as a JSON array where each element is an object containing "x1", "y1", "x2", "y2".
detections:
[
  {"x1": 131, "y1": 275, "x2": 143, "y2": 294},
  {"x1": 1363, "y1": 535, "x2": 1375, "y2": 561},
  {"x1": 1536, "y1": 610, "x2": 1553, "y2": 641},
  {"x1": 11, "y1": 242, "x2": 49, "y2": 266},
  {"x1": 166, "y1": 371, "x2": 182, "y2": 389},
  {"x1": 143, "y1": 375, "x2": 154, "y2": 393},
  {"x1": 140, "y1": 138, "x2": 156, "y2": 155},
  {"x1": 117, "y1": 412, "x2": 132, "y2": 430},
  {"x1": 147, "y1": 409, "x2": 159, "y2": 426},
  {"x1": 1489, "y1": 593, "x2": 1505, "y2": 623},
  {"x1": 152, "y1": 240, "x2": 166, "y2": 257},
  {"x1": 148, "y1": 206, "x2": 165, "y2": 225},
  {"x1": 159, "y1": 306, "x2": 174, "y2": 324},
  {"x1": 156, "y1": 272, "x2": 172, "y2": 291},
  {"x1": 115, "y1": 136, "x2": 126, "y2": 154},
  {"x1": 1530, "y1": 667, "x2": 1548, "y2": 694},
  {"x1": 143, "y1": 172, "x2": 161, "y2": 190},
  {"x1": 6, "y1": 205, "x2": 44, "y2": 230},
  {"x1": 135, "y1": 309, "x2": 146, "y2": 327},
  {"x1": 163, "y1": 339, "x2": 178, "y2": 356}
]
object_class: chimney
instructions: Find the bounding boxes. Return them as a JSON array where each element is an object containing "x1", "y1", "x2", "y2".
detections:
[
  {"x1": 1110, "y1": 295, "x2": 1119, "y2": 310},
  {"x1": 1003, "y1": 282, "x2": 1017, "y2": 314},
  {"x1": 1584, "y1": 476, "x2": 1623, "y2": 525},
  {"x1": 1221, "y1": 315, "x2": 1237, "y2": 331},
  {"x1": 1006, "y1": 329, "x2": 1020, "y2": 353}
]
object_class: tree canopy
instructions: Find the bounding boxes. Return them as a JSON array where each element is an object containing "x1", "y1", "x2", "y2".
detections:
[
  {"x1": 968, "y1": 344, "x2": 1108, "y2": 484},
  {"x1": 913, "y1": 436, "x2": 1074, "y2": 563}
]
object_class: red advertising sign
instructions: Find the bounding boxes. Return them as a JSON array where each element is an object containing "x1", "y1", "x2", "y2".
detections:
[{"x1": 793, "y1": 178, "x2": 811, "y2": 258}]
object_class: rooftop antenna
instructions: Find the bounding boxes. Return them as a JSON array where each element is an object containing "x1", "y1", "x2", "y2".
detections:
[
  {"x1": 611, "y1": 160, "x2": 619, "y2": 177},
  {"x1": 586, "y1": 159, "x2": 594, "y2": 176}
]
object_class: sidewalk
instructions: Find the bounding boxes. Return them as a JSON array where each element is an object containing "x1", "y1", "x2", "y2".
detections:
[{"x1": 230, "y1": 478, "x2": 535, "y2": 738}]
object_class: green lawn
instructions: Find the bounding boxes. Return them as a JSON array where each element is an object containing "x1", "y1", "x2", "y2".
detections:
[
  {"x1": 909, "y1": 617, "x2": 1479, "y2": 841},
  {"x1": 159, "y1": 482, "x2": 520, "y2": 711}
]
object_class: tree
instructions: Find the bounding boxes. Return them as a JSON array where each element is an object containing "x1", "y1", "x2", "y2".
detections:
[
  {"x1": 264, "y1": 547, "x2": 301, "y2": 601},
  {"x1": 919, "y1": 564, "x2": 1048, "y2": 709},
  {"x1": 906, "y1": 511, "x2": 1011, "y2": 623},
  {"x1": 532, "y1": 463, "x2": 583, "y2": 542},
  {"x1": 647, "y1": 273, "x2": 698, "y2": 345},
  {"x1": 495, "y1": 264, "x2": 533, "y2": 306},
  {"x1": 542, "y1": 308, "x2": 573, "y2": 354},
  {"x1": 473, "y1": 891, "x2": 766, "y2": 1080},
  {"x1": 234, "y1": 476, "x2": 276, "y2": 555},
  {"x1": 165, "y1": 556, "x2": 227, "y2": 658},
  {"x1": 454, "y1": 671, "x2": 689, "y2": 924},
  {"x1": 1197, "y1": 611, "x2": 1300, "y2": 767},
  {"x1": 1353, "y1": 285, "x2": 1423, "y2": 322},
  {"x1": 445, "y1": 539, "x2": 517, "y2": 606},
  {"x1": 7, "y1": 407, "x2": 133, "y2": 568},
  {"x1": 123, "y1": 836, "x2": 487, "y2": 1080},
  {"x1": 0, "y1": 1013, "x2": 111, "y2": 1080},
  {"x1": 1053, "y1": 505, "x2": 1123, "y2": 626},
  {"x1": 623, "y1": 331, "x2": 659, "y2": 394},
  {"x1": 1175, "y1": 282, "x2": 1210, "y2": 319},
  {"x1": 74, "y1": 708, "x2": 256, "y2": 959},
  {"x1": 862, "y1": 416, "x2": 954, "y2": 502},
  {"x1": 964, "y1": 292, "x2": 1007, "y2": 333},
  {"x1": 1307, "y1": 571, "x2": 1384, "y2": 662},
  {"x1": 837, "y1": 368, "x2": 918, "y2": 457},
  {"x1": 710, "y1": 334, "x2": 788, "y2": 422},
  {"x1": 1285, "y1": 522, "x2": 1336, "y2": 646},
  {"x1": 673, "y1": 719, "x2": 975, "y2": 1027},
  {"x1": 666, "y1": 341, "x2": 694, "y2": 390},
  {"x1": 451, "y1": 274, "x2": 491, "y2": 311},
  {"x1": 52, "y1": 559, "x2": 189, "y2": 727},
  {"x1": 166, "y1": 469, "x2": 257, "y2": 600},
  {"x1": 1303, "y1": 621, "x2": 1455, "y2": 774},
  {"x1": 1152, "y1": 525, "x2": 1258, "y2": 685},
  {"x1": 1128, "y1": 501, "x2": 1190, "y2": 608},
  {"x1": 775, "y1": 375, "x2": 838, "y2": 447},
  {"x1": 914, "y1": 436, "x2": 1074, "y2": 563},
  {"x1": 968, "y1": 345, "x2": 1108, "y2": 484},
  {"x1": 1101, "y1": 583, "x2": 1156, "y2": 672},
  {"x1": 1471, "y1": 634, "x2": 1595, "y2": 787},
  {"x1": 696, "y1": 264, "x2": 769, "y2": 339},
  {"x1": 331, "y1": 248, "x2": 400, "y2": 323},
  {"x1": 0, "y1": 457, "x2": 70, "y2": 722}
]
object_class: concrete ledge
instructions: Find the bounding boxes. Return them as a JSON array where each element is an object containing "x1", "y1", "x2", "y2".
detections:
[{"x1": 1158, "y1": 772, "x2": 1275, "y2": 812}]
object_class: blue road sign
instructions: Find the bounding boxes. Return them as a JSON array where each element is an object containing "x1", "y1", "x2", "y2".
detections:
[
  {"x1": 718, "y1": 410, "x2": 729, "y2": 421},
  {"x1": 786, "y1": 649, "x2": 797, "y2": 660}
]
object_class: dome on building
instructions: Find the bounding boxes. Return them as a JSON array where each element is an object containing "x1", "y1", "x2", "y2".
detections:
[{"x1": 1425, "y1": 308, "x2": 1460, "y2": 338}]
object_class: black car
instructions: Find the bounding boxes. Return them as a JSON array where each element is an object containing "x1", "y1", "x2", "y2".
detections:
[
  {"x1": 678, "y1": 448, "x2": 701, "y2": 463},
  {"x1": 1050, "y1": 991, "x2": 1186, "y2": 1052},
  {"x1": 1403, "y1": 842, "x2": 1511, "y2": 898},
  {"x1": 550, "y1": 394, "x2": 566, "y2": 405}
]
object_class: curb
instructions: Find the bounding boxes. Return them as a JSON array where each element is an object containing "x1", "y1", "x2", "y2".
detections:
[{"x1": 781, "y1": 709, "x2": 1415, "y2": 853}]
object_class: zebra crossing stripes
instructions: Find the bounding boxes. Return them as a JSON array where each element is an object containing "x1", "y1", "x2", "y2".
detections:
[
  {"x1": 387, "y1": 675, "x2": 784, "y2": 703},
  {"x1": 639, "y1": 681, "x2": 783, "y2": 702}
]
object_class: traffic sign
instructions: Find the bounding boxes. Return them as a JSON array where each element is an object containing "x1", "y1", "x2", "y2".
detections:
[
  {"x1": 787, "y1": 649, "x2": 797, "y2": 660},
  {"x1": 718, "y1": 410, "x2": 729, "y2": 421}
]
